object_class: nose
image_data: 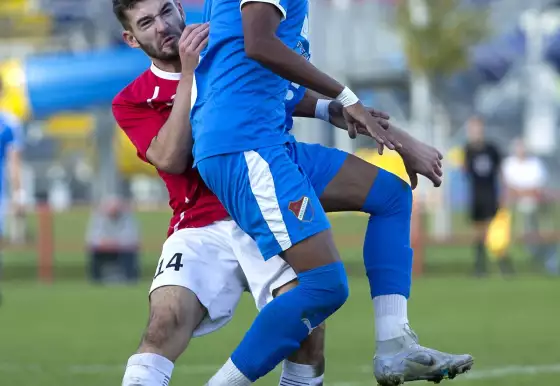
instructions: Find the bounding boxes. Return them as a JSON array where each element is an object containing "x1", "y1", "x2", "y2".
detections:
[{"x1": 154, "y1": 15, "x2": 168, "y2": 33}]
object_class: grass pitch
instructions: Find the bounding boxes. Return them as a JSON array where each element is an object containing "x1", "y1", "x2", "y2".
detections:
[{"x1": 1, "y1": 209, "x2": 559, "y2": 385}]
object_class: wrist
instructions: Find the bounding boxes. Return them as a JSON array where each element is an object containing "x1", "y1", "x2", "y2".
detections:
[
  {"x1": 314, "y1": 99, "x2": 332, "y2": 122},
  {"x1": 335, "y1": 87, "x2": 359, "y2": 107},
  {"x1": 179, "y1": 73, "x2": 194, "y2": 83}
]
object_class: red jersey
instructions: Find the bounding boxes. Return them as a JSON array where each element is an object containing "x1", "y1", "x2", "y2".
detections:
[{"x1": 112, "y1": 64, "x2": 228, "y2": 237}]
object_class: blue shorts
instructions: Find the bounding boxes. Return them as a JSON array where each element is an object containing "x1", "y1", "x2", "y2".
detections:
[
  {"x1": 197, "y1": 142, "x2": 348, "y2": 260},
  {"x1": 291, "y1": 142, "x2": 348, "y2": 197}
]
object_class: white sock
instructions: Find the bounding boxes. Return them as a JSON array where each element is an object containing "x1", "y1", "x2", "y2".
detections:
[
  {"x1": 279, "y1": 361, "x2": 324, "y2": 386},
  {"x1": 122, "y1": 353, "x2": 174, "y2": 386},
  {"x1": 206, "y1": 358, "x2": 251, "y2": 386},
  {"x1": 373, "y1": 294, "x2": 409, "y2": 341}
]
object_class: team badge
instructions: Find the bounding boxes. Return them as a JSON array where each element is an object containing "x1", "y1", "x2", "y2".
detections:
[{"x1": 288, "y1": 196, "x2": 314, "y2": 222}]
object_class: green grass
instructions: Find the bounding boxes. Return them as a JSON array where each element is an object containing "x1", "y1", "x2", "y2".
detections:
[
  {"x1": 1, "y1": 209, "x2": 559, "y2": 385},
  {"x1": 1, "y1": 276, "x2": 559, "y2": 385},
  {"x1": 2, "y1": 209, "x2": 551, "y2": 280}
]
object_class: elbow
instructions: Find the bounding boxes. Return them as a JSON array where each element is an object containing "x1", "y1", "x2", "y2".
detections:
[
  {"x1": 244, "y1": 36, "x2": 271, "y2": 63},
  {"x1": 154, "y1": 157, "x2": 189, "y2": 175}
]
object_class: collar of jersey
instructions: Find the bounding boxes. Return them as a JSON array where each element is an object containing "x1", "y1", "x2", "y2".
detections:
[{"x1": 150, "y1": 63, "x2": 182, "y2": 81}]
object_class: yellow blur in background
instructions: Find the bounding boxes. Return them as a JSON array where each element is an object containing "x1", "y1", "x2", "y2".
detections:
[{"x1": 486, "y1": 208, "x2": 512, "y2": 259}]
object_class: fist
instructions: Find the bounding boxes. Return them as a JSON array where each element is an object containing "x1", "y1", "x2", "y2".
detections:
[{"x1": 179, "y1": 23, "x2": 209, "y2": 74}]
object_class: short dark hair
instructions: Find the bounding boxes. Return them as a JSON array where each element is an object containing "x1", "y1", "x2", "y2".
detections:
[{"x1": 112, "y1": 0, "x2": 144, "y2": 28}]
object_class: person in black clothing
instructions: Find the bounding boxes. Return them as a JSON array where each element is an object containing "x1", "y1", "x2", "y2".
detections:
[{"x1": 463, "y1": 117, "x2": 514, "y2": 276}]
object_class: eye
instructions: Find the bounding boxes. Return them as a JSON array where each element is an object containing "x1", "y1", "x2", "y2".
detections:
[
  {"x1": 162, "y1": 7, "x2": 172, "y2": 15},
  {"x1": 139, "y1": 18, "x2": 154, "y2": 29}
]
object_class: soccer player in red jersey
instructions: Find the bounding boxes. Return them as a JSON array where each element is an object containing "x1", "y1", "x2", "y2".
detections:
[
  {"x1": 112, "y1": 4, "x2": 326, "y2": 386},
  {"x1": 112, "y1": 1, "x2": 470, "y2": 386}
]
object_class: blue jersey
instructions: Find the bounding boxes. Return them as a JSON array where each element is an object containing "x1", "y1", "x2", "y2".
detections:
[
  {"x1": 191, "y1": 0, "x2": 309, "y2": 164},
  {"x1": 284, "y1": 21, "x2": 310, "y2": 131},
  {"x1": 0, "y1": 111, "x2": 22, "y2": 194}
]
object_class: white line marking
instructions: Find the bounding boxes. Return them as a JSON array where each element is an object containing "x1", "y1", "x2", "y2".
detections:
[{"x1": 1, "y1": 362, "x2": 559, "y2": 382}]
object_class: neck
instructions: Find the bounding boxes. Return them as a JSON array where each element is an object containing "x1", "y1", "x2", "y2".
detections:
[{"x1": 151, "y1": 58, "x2": 181, "y2": 73}]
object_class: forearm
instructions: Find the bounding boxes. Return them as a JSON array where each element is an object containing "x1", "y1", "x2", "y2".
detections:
[
  {"x1": 8, "y1": 150, "x2": 24, "y2": 203},
  {"x1": 292, "y1": 90, "x2": 320, "y2": 118},
  {"x1": 147, "y1": 76, "x2": 194, "y2": 173}
]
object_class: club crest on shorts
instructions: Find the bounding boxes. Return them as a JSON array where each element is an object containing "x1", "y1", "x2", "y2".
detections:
[{"x1": 288, "y1": 196, "x2": 314, "y2": 222}]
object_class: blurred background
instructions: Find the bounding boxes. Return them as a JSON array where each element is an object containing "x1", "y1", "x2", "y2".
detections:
[{"x1": 1, "y1": 0, "x2": 560, "y2": 385}]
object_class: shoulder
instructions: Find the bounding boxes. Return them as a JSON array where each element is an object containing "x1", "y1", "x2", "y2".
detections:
[{"x1": 113, "y1": 70, "x2": 154, "y2": 110}]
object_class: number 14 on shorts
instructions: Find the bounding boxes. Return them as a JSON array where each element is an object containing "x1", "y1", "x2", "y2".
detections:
[{"x1": 154, "y1": 253, "x2": 184, "y2": 279}]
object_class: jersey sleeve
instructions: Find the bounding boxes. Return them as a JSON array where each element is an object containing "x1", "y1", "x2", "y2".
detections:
[
  {"x1": 112, "y1": 98, "x2": 165, "y2": 162},
  {"x1": 2, "y1": 112, "x2": 23, "y2": 151},
  {"x1": 240, "y1": 0, "x2": 287, "y2": 20}
]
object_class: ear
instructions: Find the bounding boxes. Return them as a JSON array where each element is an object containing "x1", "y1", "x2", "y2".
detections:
[
  {"x1": 123, "y1": 30, "x2": 140, "y2": 49},
  {"x1": 176, "y1": 0, "x2": 186, "y2": 23}
]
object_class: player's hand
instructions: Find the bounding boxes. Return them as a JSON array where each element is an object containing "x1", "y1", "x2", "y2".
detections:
[
  {"x1": 398, "y1": 135, "x2": 444, "y2": 189},
  {"x1": 178, "y1": 23, "x2": 209, "y2": 75},
  {"x1": 343, "y1": 102, "x2": 401, "y2": 154},
  {"x1": 328, "y1": 101, "x2": 390, "y2": 131}
]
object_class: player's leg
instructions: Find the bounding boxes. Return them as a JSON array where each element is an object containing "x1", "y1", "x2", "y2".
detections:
[
  {"x1": 275, "y1": 281, "x2": 326, "y2": 386},
  {"x1": 197, "y1": 145, "x2": 348, "y2": 385},
  {"x1": 122, "y1": 224, "x2": 246, "y2": 386},
  {"x1": 470, "y1": 194, "x2": 491, "y2": 276},
  {"x1": 295, "y1": 143, "x2": 472, "y2": 385},
  {"x1": 122, "y1": 286, "x2": 205, "y2": 386},
  {"x1": 0, "y1": 208, "x2": 5, "y2": 306},
  {"x1": 474, "y1": 196, "x2": 514, "y2": 276},
  {"x1": 231, "y1": 223, "x2": 325, "y2": 386}
]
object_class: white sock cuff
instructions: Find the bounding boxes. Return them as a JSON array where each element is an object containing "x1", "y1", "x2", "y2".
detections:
[
  {"x1": 373, "y1": 294, "x2": 408, "y2": 321},
  {"x1": 126, "y1": 353, "x2": 174, "y2": 378},
  {"x1": 283, "y1": 360, "x2": 323, "y2": 378},
  {"x1": 222, "y1": 358, "x2": 251, "y2": 385}
]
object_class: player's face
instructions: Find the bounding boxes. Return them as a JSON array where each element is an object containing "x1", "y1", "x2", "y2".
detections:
[
  {"x1": 467, "y1": 118, "x2": 484, "y2": 143},
  {"x1": 513, "y1": 139, "x2": 526, "y2": 158},
  {"x1": 123, "y1": 0, "x2": 186, "y2": 61}
]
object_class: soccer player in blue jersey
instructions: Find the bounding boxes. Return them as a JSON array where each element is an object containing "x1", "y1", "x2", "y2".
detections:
[
  {"x1": 0, "y1": 79, "x2": 25, "y2": 304},
  {"x1": 193, "y1": 1, "x2": 473, "y2": 385}
]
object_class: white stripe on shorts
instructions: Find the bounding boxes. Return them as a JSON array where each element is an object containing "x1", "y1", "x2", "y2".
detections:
[{"x1": 243, "y1": 150, "x2": 292, "y2": 251}]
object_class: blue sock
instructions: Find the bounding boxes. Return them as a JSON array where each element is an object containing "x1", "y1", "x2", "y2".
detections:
[
  {"x1": 362, "y1": 169, "x2": 413, "y2": 298},
  {"x1": 231, "y1": 261, "x2": 348, "y2": 382}
]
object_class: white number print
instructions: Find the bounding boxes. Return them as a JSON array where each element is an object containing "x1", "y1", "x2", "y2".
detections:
[
  {"x1": 153, "y1": 252, "x2": 184, "y2": 279},
  {"x1": 301, "y1": 14, "x2": 309, "y2": 40}
]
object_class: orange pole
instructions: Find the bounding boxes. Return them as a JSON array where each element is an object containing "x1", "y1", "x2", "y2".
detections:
[
  {"x1": 37, "y1": 197, "x2": 54, "y2": 283},
  {"x1": 411, "y1": 195, "x2": 424, "y2": 276}
]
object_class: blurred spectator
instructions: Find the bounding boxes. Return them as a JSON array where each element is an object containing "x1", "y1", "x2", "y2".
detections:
[
  {"x1": 86, "y1": 196, "x2": 140, "y2": 284},
  {"x1": 502, "y1": 138, "x2": 557, "y2": 274},
  {"x1": 0, "y1": 79, "x2": 27, "y2": 304},
  {"x1": 463, "y1": 116, "x2": 513, "y2": 276}
]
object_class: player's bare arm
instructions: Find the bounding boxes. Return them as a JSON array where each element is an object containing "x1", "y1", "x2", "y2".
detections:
[
  {"x1": 146, "y1": 23, "x2": 209, "y2": 174},
  {"x1": 7, "y1": 146, "x2": 24, "y2": 214},
  {"x1": 241, "y1": 2, "x2": 401, "y2": 150},
  {"x1": 292, "y1": 90, "x2": 443, "y2": 188}
]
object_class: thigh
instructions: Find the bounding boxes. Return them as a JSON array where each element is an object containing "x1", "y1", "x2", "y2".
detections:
[
  {"x1": 229, "y1": 222, "x2": 297, "y2": 311},
  {"x1": 149, "y1": 222, "x2": 246, "y2": 338},
  {"x1": 298, "y1": 148, "x2": 380, "y2": 213},
  {"x1": 292, "y1": 142, "x2": 349, "y2": 198},
  {"x1": 197, "y1": 145, "x2": 331, "y2": 261}
]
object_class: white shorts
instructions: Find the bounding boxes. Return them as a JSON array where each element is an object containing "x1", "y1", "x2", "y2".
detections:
[{"x1": 149, "y1": 219, "x2": 296, "y2": 337}]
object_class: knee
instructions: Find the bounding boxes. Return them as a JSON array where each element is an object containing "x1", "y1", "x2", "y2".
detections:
[
  {"x1": 325, "y1": 265, "x2": 349, "y2": 311},
  {"x1": 364, "y1": 170, "x2": 413, "y2": 216},
  {"x1": 142, "y1": 303, "x2": 186, "y2": 349},
  {"x1": 386, "y1": 174, "x2": 413, "y2": 216},
  {"x1": 141, "y1": 287, "x2": 203, "y2": 350}
]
